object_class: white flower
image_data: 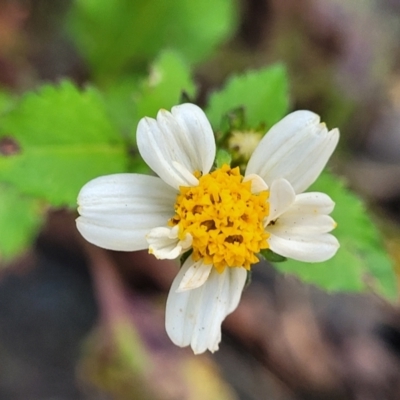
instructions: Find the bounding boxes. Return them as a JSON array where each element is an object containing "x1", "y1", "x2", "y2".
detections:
[{"x1": 76, "y1": 103, "x2": 340, "y2": 354}]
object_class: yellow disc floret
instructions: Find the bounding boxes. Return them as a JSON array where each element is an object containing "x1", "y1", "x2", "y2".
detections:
[{"x1": 169, "y1": 164, "x2": 270, "y2": 273}]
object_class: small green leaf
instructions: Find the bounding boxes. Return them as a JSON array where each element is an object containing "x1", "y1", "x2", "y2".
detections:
[
  {"x1": 245, "y1": 270, "x2": 252, "y2": 287},
  {"x1": 206, "y1": 64, "x2": 289, "y2": 131},
  {"x1": 132, "y1": 51, "x2": 197, "y2": 134},
  {"x1": 260, "y1": 249, "x2": 287, "y2": 263},
  {"x1": 0, "y1": 81, "x2": 128, "y2": 207},
  {"x1": 215, "y1": 149, "x2": 231, "y2": 168},
  {"x1": 215, "y1": 107, "x2": 246, "y2": 144},
  {"x1": 274, "y1": 172, "x2": 398, "y2": 300},
  {"x1": 180, "y1": 249, "x2": 193, "y2": 267},
  {"x1": 0, "y1": 184, "x2": 42, "y2": 260}
]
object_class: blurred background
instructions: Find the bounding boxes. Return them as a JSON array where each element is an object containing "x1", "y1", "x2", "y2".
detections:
[{"x1": 1, "y1": 0, "x2": 400, "y2": 399}]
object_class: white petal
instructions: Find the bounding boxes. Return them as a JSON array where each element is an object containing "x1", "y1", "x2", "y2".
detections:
[
  {"x1": 76, "y1": 174, "x2": 176, "y2": 251},
  {"x1": 246, "y1": 110, "x2": 339, "y2": 194},
  {"x1": 267, "y1": 214, "x2": 336, "y2": 235},
  {"x1": 177, "y1": 259, "x2": 213, "y2": 292},
  {"x1": 268, "y1": 232, "x2": 339, "y2": 262},
  {"x1": 285, "y1": 192, "x2": 335, "y2": 216},
  {"x1": 171, "y1": 161, "x2": 199, "y2": 186},
  {"x1": 267, "y1": 191, "x2": 337, "y2": 235},
  {"x1": 137, "y1": 103, "x2": 216, "y2": 189},
  {"x1": 166, "y1": 258, "x2": 247, "y2": 354},
  {"x1": 147, "y1": 226, "x2": 192, "y2": 259},
  {"x1": 266, "y1": 178, "x2": 296, "y2": 224},
  {"x1": 243, "y1": 173, "x2": 269, "y2": 193}
]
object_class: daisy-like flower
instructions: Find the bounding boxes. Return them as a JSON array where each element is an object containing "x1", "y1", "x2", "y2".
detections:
[{"x1": 76, "y1": 103, "x2": 339, "y2": 354}]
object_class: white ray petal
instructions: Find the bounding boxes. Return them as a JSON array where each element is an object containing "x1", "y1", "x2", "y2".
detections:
[
  {"x1": 246, "y1": 110, "x2": 339, "y2": 193},
  {"x1": 171, "y1": 104, "x2": 216, "y2": 173},
  {"x1": 267, "y1": 214, "x2": 336, "y2": 235},
  {"x1": 268, "y1": 232, "x2": 339, "y2": 262},
  {"x1": 137, "y1": 103, "x2": 216, "y2": 189},
  {"x1": 177, "y1": 260, "x2": 213, "y2": 292},
  {"x1": 76, "y1": 174, "x2": 176, "y2": 251},
  {"x1": 166, "y1": 258, "x2": 247, "y2": 354},
  {"x1": 284, "y1": 192, "x2": 335, "y2": 216},
  {"x1": 266, "y1": 178, "x2": 296, "y2": 225},
  {"x1": 147, "y1": 226, "x2": 192, "y2": 260},
  {"x1": 171, "y1": 161, "x2": 199, "y2": 187},
  {"x1": 243, "y1": 173, "x2": 269, "y2": 193}
]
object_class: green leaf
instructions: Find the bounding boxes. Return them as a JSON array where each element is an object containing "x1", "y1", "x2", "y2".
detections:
[
  {"x1": 215, "y1": 149, "x2": 231, "y2": 168},
  {"x1": 68, "y1": 0, "x2": 237, "y2": 82},
  {"x1": 101, "y1": 51, "x2": 196, "y2": 142},
  {"x1": 100, "y1": 51, "x2": 196, "y2": 173},
  {"x1": 167, "y1": 0, "x2": 237, "y2": 65},
  {"x1": 206, "y1": 64, "x2": 289, "y2": 131},
  {"x1": 274, "y1": 172, "x2": 398, "y2": 300},
  {"x1": 260, "y1": 249, "x2": 287, "y2": 263},
  {"x1": 0, "y1": 184, "x2": 42, "y2": 260},
  {"x1": 132, "y1": 51, "x2": 197, "y2": 132},
  {"x1": 0, "y1": 81, "x2": 128, "y2": 207},
  {"x1": 101, "y1": 75, "x2": 141, "y2": 137},
  {"x1": 0, "y1": 89, "x2": 15, "y2": 115}
]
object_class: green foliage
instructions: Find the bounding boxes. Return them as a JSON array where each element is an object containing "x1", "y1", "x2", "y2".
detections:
[
  {"x1": 0, "y1": 90, "x2": 14, "y2": 115},
  {"x1": 101, "y1": 75, "x2": 140, "y2": 136},
  {"x1": 274, "y1": 172, "x2": 398, "y2": 299},
  {"x1": 0, "y1": 81, "x2": 128, "y2": 207},
  {"x1": 68, "y1": 0, "x2": 237, "y2": 82},
  {"x1": 2, "y1": 47, "x2": 137, "y2": 262},
  {"x1": 0, "y1": 185, "x2": 42, "y2": 260},
  {"x1": 132, "y1": 51, "x2": 197, "y2": 134},
  {"x1": 101, "y1": 51, "x2": 197, "y2": 140},
  {"x1": 260, "y1": 249, "x2": 287, "y2": 263},
  {"x1": 0, "y1": 51, "x2": 199, "y2": 258},
  {"x1": 215, "y1": 149, "x2": 232, "y2": 168},
  {"x1": 206, "y1": 64, "x2": 289, "y2": 131}
]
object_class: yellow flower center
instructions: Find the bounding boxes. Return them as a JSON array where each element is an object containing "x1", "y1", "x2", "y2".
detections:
[{"x1": 169, "y1": 164, "x2": 270, "y2": 273}]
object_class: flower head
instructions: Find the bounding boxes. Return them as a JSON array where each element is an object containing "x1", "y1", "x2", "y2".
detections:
[
  {"x1": 229, "y1": 130, "x2": 262, "y2": 160},
  {"x1": 76, "y1": 103, "x2": 340, "y2": 354}
]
